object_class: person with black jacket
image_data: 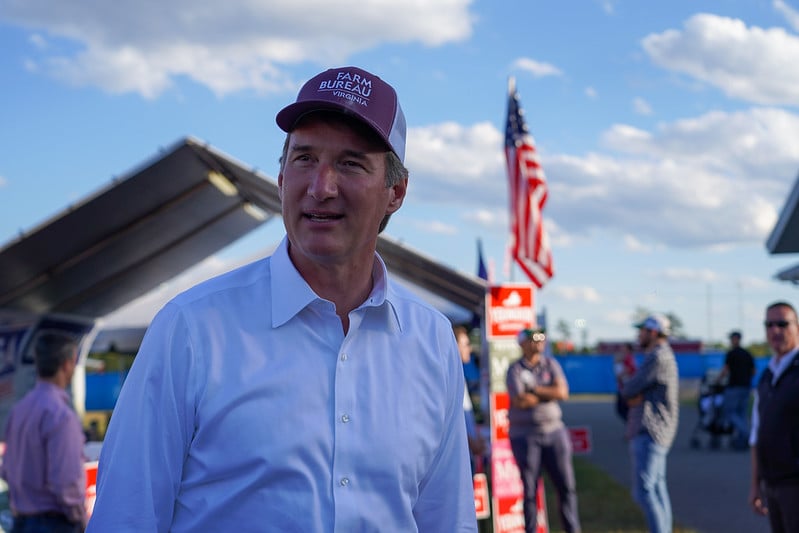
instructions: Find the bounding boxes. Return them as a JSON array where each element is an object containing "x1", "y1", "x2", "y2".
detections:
[
  {"x1": 749, "y1": 301, "x2": 799, "y2": 533},
  {"x1": 718, "y1": 330, "x2": 755, "y2": 450}
]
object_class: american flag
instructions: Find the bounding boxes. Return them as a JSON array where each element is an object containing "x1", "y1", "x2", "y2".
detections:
[{"x1": 504, "y1": 78, "x2": 554, "y2": 288}]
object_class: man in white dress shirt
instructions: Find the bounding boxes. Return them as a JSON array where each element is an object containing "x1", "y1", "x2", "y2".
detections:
[{"x1": 88, "y1": 66, "x2": 477, "y2": 533}]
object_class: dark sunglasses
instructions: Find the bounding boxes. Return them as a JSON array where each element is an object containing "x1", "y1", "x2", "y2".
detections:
[{"x1": 764, "y1": 320, "x2": 794, "y2": 329}]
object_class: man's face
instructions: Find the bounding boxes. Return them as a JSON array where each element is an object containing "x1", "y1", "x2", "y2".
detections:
[
  {"x1": 520, "y1": 333, "x2": 544, "y2": 358},
  {"x1": 637, "y1": 327, "x2": 655, "y2": 349},
  {"x1": 764, "y1": 305, "x2": 799, "y2": 357},
  {"x1": 456, "y1": 332, "x2": 471, "y2": 363},
  {"x1": 278, "y1": 115, "x2": 407, "y2": 270}
]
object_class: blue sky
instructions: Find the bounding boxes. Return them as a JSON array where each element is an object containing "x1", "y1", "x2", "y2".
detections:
[{"x1": 2, "y1": 0, "x2": 799, "y2": 347}]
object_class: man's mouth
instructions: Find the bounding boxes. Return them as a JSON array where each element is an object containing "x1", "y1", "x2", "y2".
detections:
[{"x1": 305, "y1": 212, "x2": 343, "y2": 222}]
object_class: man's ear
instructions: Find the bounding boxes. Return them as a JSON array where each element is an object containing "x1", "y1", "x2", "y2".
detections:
[
  {"x1": 277, "y1": 173, "x2": 284, "y2": 202},
  {"x1": 386, "y1": 178, "x2": 408, "y2": 215}
]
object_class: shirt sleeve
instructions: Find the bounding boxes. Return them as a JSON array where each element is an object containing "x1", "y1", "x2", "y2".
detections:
[
  {"x1": 506, "y1": 362, "x2": 521, "y2": 398},
  {"x1": 87, "y1": 303, "x2": 198, "y2": 532},
  {"x1": 413, "y1": 329, "x2": 478, "y2": 532},
  {"x1": 622, "y1": 352, "x2": 658, "y2": 398}
]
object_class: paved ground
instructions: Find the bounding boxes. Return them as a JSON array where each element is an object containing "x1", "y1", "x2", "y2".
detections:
[{"x1": 562, "y1": 398, "x2": 769, "y2": 533}]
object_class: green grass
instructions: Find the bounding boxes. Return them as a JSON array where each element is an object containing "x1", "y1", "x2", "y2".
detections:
[{"x1": 543, "y1": 457, "x2": 698, "y2": 533}]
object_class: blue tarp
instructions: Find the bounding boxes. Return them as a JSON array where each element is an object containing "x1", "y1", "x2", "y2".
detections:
[{"x1": 554, "y1": 352, "x2": 770, "y2": 394}]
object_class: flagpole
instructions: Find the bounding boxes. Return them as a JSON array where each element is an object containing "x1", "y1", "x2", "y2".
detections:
[{"x1": 506, "y1": 75, "x2": 516, "y2": 283}]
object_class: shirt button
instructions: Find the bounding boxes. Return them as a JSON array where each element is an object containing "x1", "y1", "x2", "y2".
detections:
[
  {"x1": 340, "y1": 477, "x2": 350, "y2": 486},
  {"x1": 341, "y1": 353, "x2": 348, "y2": 361},
  {"x1": 341, "y1": 414, "x2": 350, "y2": 423}
]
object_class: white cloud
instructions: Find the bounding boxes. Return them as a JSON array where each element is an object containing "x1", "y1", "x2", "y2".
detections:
[
  {"x1": 551, "y1": 285, "x2": 601, "y2": 303},
  {"x1": 406, "y1": 121, "x2": 505, "y2": 204},
  {"x1": 407, "y1": 105, "x2": 799, "y2": 251},
  {"x1": 585, "y1": 86, "x2": 598, "y2": 99},
  {"x1": 28, "y1": 33, "x2": 46, "y2": 49},
  {"x1": 623, "y1": 235, "x2": 654, "y2": 253},
  {"x1": 774, "y1": 0, "x2": 799, "y2": 32},
  {"x1": 411, "y1": 219, "x2": 458, "y2": 235},
  {"x1": 599, "y1": 1, "x2": 617, "y2": 15},
  {"x1": 0, "y1": 0, "x2": 475, "y2": 98},
  {"x1": 511, "y1": 57, "x2": 563, "y2": 78},
  {"x1": 656, "y1": 267, "x2": 719, "y2": 283},
  {"x1": 737, "y1": 275, "x2": 773, "y2": 290},
  {"x1": 464, "y1": 209, "x2": 506, "y2": 230},
  {"x1": 633, "y1": 97, "x2": 653, "y2": 115},
  {"x1": 642, "y1": 13, "x2": 799, "y2": 106}
]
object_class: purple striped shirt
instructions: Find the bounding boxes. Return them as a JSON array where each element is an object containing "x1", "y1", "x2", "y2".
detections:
[{"x1": 1, "y1": 381, "x2": 86, "y2": 525}]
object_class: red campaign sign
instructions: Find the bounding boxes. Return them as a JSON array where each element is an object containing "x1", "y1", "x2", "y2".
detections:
[
  {"x1": 491, "y1": 440, "x2": 523, "y2": 499},
  {"x1": 495, "y1": 494, "x2": 526, "y2": 533},
  {"x1": 493, "y1": 477, "x2": 550, "y2": 533},
  {"x1": 492, "y1": 392, "x2": 510, "y2": 442},
  {"x1": 569, "y1": 426, "x2": 592, "y2": 455},
  {"x1": 474, "y1": 473, "x2": 490, "y2": 520},
  {"x1": 486, "y1": 285, "x2": 536, "y2": 340},
  {"x1": 85, "y1": 461, "x2": 98, "y2": 518}
]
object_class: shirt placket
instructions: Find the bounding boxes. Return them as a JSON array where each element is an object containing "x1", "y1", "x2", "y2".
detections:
[{"x1": 332, "y1": 311, "x2": 362, "y2": 530}]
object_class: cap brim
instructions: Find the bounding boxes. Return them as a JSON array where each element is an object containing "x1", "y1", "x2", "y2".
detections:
[
  {"x1": 276, "y1": 100, "x2": 352, "y2": 132},
  {"x1": 276, "y1": 100, "x2": 394, "y2": 155}
]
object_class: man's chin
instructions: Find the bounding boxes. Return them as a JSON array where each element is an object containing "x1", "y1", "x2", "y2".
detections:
[{"x1": 289, "y1": 238, "x2": 346, "y2": 262}]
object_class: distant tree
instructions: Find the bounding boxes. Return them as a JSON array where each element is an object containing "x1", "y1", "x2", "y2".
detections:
[
  {"x1": 664, "y1": 312, "x2": 685, "y2": 338},
  {"x1": 556, "y1": 319, "x2": 571, "y2": 343}
]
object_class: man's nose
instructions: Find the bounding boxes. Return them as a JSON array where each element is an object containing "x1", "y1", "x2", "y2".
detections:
[{"x1": 307, "y1": 163, "x2": 338, "y2": 200}]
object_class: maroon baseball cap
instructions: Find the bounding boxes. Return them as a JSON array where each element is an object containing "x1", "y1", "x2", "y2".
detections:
[{"x1": 276, "y1": 66, "x2": 406, "y2": 162}]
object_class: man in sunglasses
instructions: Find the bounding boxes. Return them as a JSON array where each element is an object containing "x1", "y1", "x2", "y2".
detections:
[
  {"x1": 749, "y1": 301, "x2": 799, "y2": 532},
  {"x1": 506, "y1": 328, "x2": 581, "y2": 533}
]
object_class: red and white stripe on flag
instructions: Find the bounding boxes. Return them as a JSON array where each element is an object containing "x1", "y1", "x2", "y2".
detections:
[{"x1": 504, "y1": 78, "x2": 554, "y2": 288}]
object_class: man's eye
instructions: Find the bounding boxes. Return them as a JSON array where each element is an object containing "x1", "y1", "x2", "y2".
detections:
[{"x1": 342, "y1": 160, "x2": 365, "y2": 169}]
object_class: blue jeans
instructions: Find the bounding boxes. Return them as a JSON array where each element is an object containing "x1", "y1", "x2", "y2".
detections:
[
  {"x1": 630, "y1": 433, "x2": 671, "y2": 533},
  {"x1": 722, "y1": 386, "x2": 750, "y2": 442},
  {"x1": 11, "y1": 515, "x2": 82, "y2": 533}
]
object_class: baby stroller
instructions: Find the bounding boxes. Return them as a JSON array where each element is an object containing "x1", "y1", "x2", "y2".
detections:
[{"x1": 689, "y1": 368, "x2": 733, "y2": 449}]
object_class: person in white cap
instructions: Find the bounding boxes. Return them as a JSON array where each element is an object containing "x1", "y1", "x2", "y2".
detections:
[
  {"x1": 622, "y1": 314, "x2": 679, "y2": 533},
  {"x1": 88, "y1": 66, "x2": 477, "y2": 532}
]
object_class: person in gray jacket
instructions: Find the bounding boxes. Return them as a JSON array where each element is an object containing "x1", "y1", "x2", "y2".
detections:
[{"x1": 622, "y1": 314, "x2": 679, "y2": 533}]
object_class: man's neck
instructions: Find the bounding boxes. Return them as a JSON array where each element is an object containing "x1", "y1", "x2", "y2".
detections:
[
  {"x1": 775, "y1": 345, "x2": 799, "y2": 363},
  {"x1": 40, "y1": 374, "x2": 68, "y2": 389},
  {"x1": 290, "y1": 250, "x2": 377, "y2": 333},
  {"x1": 523, "y1": 352, "x2": 541, "y2": 365}
]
